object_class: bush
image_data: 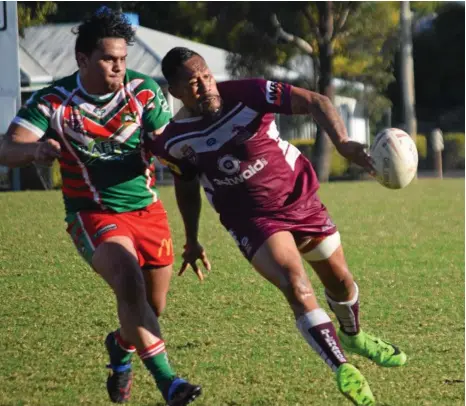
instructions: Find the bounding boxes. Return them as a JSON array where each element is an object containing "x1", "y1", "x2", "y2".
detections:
[
  {"x1": 443, "y1": 133, "x2": 465, "y2": 170},
  {"x1": 415, "y1": 134, "x2": 428, "y2": 160},
  {"x1": 415, "y1": 132, "x2": 464, "y2": 171}
]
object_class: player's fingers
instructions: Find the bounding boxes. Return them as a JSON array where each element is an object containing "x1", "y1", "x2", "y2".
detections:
[
  {"x1": 202, "y1": 256, "x2": 211, "y2": 272},
  {"x1": 191, "y1": 263, "x2": 204, "y2": 281},
  {"x1": 47, "y1": 145, "x2": 61, "y2": 156},
  {"x1": 365, "y1": 157, "x2": 375, "y2": 171},
  {"x1": 47, "y1": 139, "x2": 61, "y2": 149},
  {"x1": 195, "y1": 268, "x2": 204, "y2": 281},
  {"x1": 360, "y1": 151, "x2": 375, "y2": 169},
  {"x1": 178, "y1": 260, "x2": 189, "y2": 276}
]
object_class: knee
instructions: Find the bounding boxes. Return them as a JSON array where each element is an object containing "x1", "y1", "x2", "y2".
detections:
[
  {"x1": 92, "y1": 238, "x2": 147, "y2": 306},
  {"x1": 117, "y1": 272, "x2": 147, "y2": 306}
]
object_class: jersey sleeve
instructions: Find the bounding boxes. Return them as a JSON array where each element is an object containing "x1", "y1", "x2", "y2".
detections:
[
  {"x1": 140, "y1": 79, "x2": 172, "y2": 133},
  {"x1": 148, "y1": 132, "x2": 199, "y2": 181},
  {"x1": 12, "y1": 89, "x2": 52, "y2": 139},
  {"x1": 218, "y1": 78, "x2": 293, "y2": 115}
]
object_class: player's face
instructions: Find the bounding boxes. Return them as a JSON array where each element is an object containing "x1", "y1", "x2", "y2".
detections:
[
  {"x1": 78, "y1": 38, "x2": 127, "y2": 94},
  {"x1": 171, "y1": 55, "x2": 222, "y2": 118}
]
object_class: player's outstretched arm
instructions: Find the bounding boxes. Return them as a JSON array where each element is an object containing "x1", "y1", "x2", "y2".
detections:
[
  {"x1": 289, "y1": 86, "x2": 374, "y2": 173},
  {"x1": 174, "y1": 176, "x2": 211, "y2": 281},
  {"x1": 0, "y1": 124, "x2": 61, "y2": 167}
]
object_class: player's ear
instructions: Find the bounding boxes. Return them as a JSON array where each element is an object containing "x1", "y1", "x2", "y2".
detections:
[
  {"x1": 168, "y1": 85, "x2": 184, "y2": 100},
  {"x1": 76, "y1": 52, "x2": 88, "y2": 69},
  {"x1": 168, "y1": 84, "x2": 180, "y2": 99}
]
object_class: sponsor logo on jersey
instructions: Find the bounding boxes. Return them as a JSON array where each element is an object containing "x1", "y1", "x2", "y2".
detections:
[
  {"x1": 86, "y1": 138, "x2": 123, "y2": 159},
  {"x1": 214, "y1": 158, "x2": 268, "y2": 186},
  {"x1": 266, "y1": 81, "x2": 284, "y2": 106},
  {"x1": 181, "y1": 144, "x2": 198, "y2": 165},
  {"x1": 217, "y1": 155, "x2": 241, "y2": 175},
  {"x1": 121, "y1": 112, "x2": 137, "y2": 126},
  {"x1": 157, "y1": 88, "x2": 171, "y2": 113},
  {"x1": 206, "y1": 137, "x2": 217, "y2": 146},
  {"x1": 94, "y1": 107, "x2": 106, "y2": 117}
]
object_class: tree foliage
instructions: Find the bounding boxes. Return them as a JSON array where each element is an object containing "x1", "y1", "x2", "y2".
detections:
[{"x1": 17, "y1": 2, "x2": 57, "y2": 36}]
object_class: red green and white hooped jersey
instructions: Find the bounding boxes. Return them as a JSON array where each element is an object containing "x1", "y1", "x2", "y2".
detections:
[{"x1": 14, "y1": 70, "x2": 172, "y2": 219}]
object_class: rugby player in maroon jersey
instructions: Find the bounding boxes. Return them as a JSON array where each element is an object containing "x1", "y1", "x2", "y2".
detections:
[{"x1": 150, "y1": 47, "x2": 408, "y2": 406}]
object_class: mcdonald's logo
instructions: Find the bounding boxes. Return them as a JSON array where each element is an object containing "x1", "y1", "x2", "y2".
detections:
[{"x1": 158, "y1": 238, "x2": 173, "y2": 258}]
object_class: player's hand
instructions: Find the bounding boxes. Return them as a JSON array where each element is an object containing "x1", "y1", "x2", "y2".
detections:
[
  {"x1": 178, "y1": 241, "x2": 211, "y2": 282},
  {"x1": 337, "y1": 140, "x2": 375, "y2": 176},
  {"x1": 34, "y1": 139, "x2": 61, "y2": 166}
]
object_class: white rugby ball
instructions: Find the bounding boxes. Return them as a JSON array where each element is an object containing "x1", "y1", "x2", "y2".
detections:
[{"x1": 370, "y1": 128, "x2": 418, "y2": 189}]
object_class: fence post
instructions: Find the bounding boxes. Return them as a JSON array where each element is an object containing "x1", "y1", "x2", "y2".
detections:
[{"x1": 430, "y1": 128, "x2": 444, "y2": 179}]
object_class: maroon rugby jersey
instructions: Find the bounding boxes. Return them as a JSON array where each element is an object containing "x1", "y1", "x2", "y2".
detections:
[{"x1": 150, "y1": 79, "x2": 320, "y2": 216}]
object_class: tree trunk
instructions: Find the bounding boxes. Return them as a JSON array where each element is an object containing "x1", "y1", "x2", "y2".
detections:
[
  {"x1": 312, "y1": 2, "x2": 334, "y2": 183},
  {"x1": 400, "y1": 1, "x2": 417, "y2": 139}
]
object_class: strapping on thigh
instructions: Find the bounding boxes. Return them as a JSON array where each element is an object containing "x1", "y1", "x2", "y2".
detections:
[{"x1": 297, "y1": 232, "x2": 341, "y2": 262}]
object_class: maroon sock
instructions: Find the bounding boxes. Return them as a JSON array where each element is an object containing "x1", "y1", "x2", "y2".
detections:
[{"x1": 296, "y1": 308, "x2": 347, "y2": 371}]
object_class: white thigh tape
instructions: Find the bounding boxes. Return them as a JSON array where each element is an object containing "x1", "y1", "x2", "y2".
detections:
[{"x1": 301, "y1": 232, "x2": 341, "y2": 262}]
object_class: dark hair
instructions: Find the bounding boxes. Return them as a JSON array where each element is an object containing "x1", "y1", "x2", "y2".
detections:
[
  {"x1": 162, "y1": 47, "x2": 202, "y2": 84},
  {"x1": 74, "y1": 7, "x2": 135, "y2": 56}
]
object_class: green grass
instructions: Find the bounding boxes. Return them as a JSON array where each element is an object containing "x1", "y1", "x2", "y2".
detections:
[{"x1": 0, "y1": 179, "x2": 464, "y2": 406}]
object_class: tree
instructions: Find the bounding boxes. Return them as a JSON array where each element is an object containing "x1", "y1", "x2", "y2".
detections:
[
  {"x1": 388, "y1": 1, "x2": 464, "y2": 132},
  {"x1": 17, "y1": 2, "x2": 57, "y2": 36},
  {"x1": 200, "y1": 2, "x2": 403, "y2": 181}
]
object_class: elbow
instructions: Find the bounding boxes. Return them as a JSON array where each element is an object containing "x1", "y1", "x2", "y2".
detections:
[{"x1": 316, "y1": 93, "x2": 332, "y2": 108}]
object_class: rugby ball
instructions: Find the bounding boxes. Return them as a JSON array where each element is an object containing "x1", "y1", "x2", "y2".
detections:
[{"x1": 370, "y1": 128, "x2": 418, "y2": 189}]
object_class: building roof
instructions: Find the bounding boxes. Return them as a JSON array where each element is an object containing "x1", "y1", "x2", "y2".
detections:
[
  {"x1": 18, "y1": 23, "x2": 237, "y2": 87},
  {"x1": 19, "y1": 23, "x2": 300, "y2": 89},
  {"x1": 18, "y1": 44, "x2": 53, "y2": 87}
]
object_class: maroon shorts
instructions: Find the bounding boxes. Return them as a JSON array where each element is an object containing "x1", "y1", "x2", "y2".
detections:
[{"x1": 220, "y1": 193, "x2": 337, "y2": 262}]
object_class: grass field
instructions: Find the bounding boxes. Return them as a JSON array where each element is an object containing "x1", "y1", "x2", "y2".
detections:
[{"x1": 0, "y1": 179, "x2": 464, "y2": 406}]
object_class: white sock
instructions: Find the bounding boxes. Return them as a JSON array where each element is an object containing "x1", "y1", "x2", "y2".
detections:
[{"x1": 325, "y1": 282, "x2": 360, "y2": 336}]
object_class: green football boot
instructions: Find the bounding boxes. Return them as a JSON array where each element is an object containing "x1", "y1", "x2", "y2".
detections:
[
  {"x1": 338, "y1": 330, "x2": 407, "y2": 367},
  {"x1": 336, "y1": 363, "x2": 375, "y2": 406}
]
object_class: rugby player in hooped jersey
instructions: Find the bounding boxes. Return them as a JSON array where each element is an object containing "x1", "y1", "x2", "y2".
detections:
[
  {"x1": 151, "y1": 47, "x2": 408, "y2": 406},
  {"x1": 0, "y1": 10, "x2": 201, "y2": 406}
]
